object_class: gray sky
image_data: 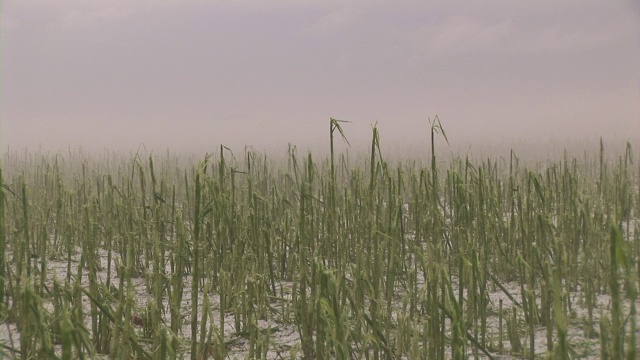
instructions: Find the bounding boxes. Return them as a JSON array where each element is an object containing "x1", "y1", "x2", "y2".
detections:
[{"x1": 1, "y1": 0, "x2": 639, "y2": 152}]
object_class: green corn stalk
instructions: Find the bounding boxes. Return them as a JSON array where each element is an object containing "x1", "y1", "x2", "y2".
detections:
[
  {"x1": 0, "y1": 167, "x2": 5, "y2": 318},
  {"x1": 191, "y1": 157, "x2": 208, "y2": 360},
  {"x1": 610, "y1": 221, "x2": 624, "y2": 359}
]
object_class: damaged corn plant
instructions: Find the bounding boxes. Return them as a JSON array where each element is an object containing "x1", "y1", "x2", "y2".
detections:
[{"x1": 0, "y1": 119, "x2": 638, "y2": 359}]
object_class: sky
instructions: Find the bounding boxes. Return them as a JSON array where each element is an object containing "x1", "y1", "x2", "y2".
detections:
[{"x1": 1, "y1": 0, "x2": 639, "y2": 153}]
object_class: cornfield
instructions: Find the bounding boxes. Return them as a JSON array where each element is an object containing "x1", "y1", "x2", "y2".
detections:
[{"x1": 0, "y1": 119, "x2": 638, "y2": 359}]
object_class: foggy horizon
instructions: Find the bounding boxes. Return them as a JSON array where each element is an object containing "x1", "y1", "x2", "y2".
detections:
[{"x1": 2, "y1": 1, "x2": 639, "y2": 154}]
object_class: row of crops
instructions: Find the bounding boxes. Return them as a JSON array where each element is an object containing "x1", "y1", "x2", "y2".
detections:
[{"x1": 0, "y1": 121, "x2": 638, "y2": 359}]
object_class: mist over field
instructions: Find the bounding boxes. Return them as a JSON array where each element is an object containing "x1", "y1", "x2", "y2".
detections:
[
  {"x1": 1, "y1": 1, "x2": 639, "y2": 154},
  {"x1": 3, "y1": 3, "x2": 640, "y2": 359}
]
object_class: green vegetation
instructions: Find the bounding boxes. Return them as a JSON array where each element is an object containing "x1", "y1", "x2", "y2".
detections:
[{"x1": 0, "y1": 121, "x2": 638, "y2": 359}]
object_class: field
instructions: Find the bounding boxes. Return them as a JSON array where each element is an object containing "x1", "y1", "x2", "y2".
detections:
[{"x1": 0, "y1": 122, "x2": 639, "y2": 359}]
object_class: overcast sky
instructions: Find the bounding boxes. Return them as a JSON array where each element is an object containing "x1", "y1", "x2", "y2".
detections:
[{"x1": 1, "y1": 0, "x2": 638, "y2": 153}]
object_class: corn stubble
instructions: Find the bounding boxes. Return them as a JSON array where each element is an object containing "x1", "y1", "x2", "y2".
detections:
[{"x1": 0, "y1": 121, "x2": 638, "y2": 359}]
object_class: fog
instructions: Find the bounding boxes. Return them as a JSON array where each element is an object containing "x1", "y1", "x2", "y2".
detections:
[{"x1": 1, "y1": 1, "x2": 639, "y2": 154}]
